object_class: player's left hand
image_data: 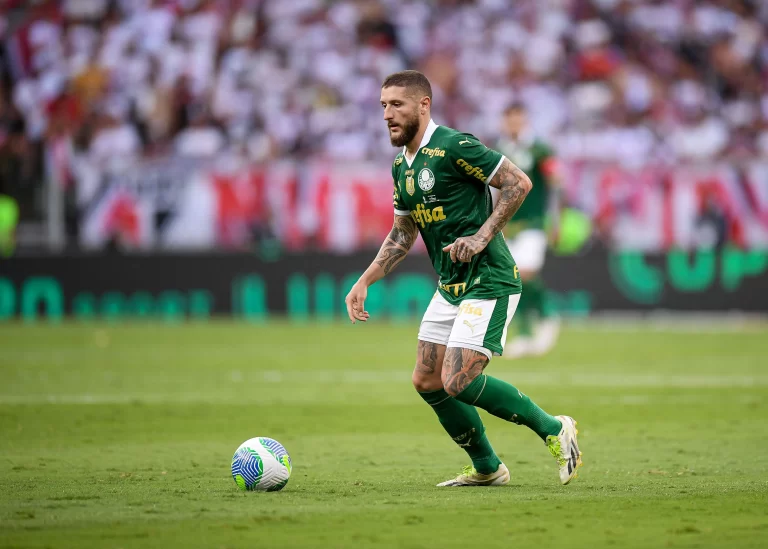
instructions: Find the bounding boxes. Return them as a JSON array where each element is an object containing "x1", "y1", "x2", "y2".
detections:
[
  {"x1": 442, "y1": 234, "x2": 488, "y2": 263},
  {"x1": 344, "y1": 281, "x2": 371, "y2": 324}
]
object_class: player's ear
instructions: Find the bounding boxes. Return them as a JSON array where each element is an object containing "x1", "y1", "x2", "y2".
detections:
[{"x1": 420, "y1": 96, "x2": 430, "y2": 115}]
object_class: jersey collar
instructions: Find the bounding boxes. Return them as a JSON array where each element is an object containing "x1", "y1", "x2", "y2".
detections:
[{"x1": 403, "y1": 119, "x2": 439, "y2": 167}]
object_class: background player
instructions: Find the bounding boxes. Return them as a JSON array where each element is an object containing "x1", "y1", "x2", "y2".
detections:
[
  {"x1": 497, "y1": 103, "x2": 562, "y2": 359},
  {"x1": 344, "y1": 71, "x2": 582, "y2": 487}
]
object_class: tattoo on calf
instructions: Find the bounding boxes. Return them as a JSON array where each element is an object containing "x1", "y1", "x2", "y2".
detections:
[{"x1": 442, "y1": 348, "x2": 489, "y2": 396}]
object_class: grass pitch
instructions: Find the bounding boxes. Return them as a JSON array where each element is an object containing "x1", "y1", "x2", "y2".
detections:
[{"x1": 1, "y1": 320, "x2": 767, "y2": 548}]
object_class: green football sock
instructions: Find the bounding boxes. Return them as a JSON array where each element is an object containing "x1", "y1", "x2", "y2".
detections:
[
  {"x1": 419, "y1": 389, "x2": 502, "y2": 474},
  {"x1": 525, "y1": 277, "x2": 544, "y2": 318},
  {"x1": 516, "y1": 289, "x2": 534, "y2": 337},
  {"x1": 454, "y1": 375, "x2": 562, "y2": 441},
  {"x1": 541, "y1": 284, "x2": 556, "y2": 319},
  {"x1": 526, "y1": 277, "x2": 556, "y2": 319}
]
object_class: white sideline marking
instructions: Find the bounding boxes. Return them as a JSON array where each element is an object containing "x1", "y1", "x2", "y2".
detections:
[
  {"x1": 255, "y1": 370, "x2": 768, "y2": 388},
  {"x1": 0, "y1": 371, "x2": 766, "y2": 404}
]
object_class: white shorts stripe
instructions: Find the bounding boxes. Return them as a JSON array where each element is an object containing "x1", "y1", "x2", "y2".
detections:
[
  {"x1": 499, "y1": 296, "x2": 520, "y2": 351},
  {"x1": 446, "y1": 341, "x2": 494, "y2": 360}
]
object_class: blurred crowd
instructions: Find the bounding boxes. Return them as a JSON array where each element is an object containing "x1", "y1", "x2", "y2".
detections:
[{"x1": 1, "y1": 0, "x2": 767, "y2": 214}]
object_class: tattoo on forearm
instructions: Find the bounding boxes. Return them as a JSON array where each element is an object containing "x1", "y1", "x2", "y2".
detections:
[
  {"x1": 374, "y1": 215, "x2": 418, "y2": 275},
  {"x1": 376, "y1": 247, "x2": 407, "y2": 274},
  {"x1": 442, "y1": 348, "x2": 489, "y2": 396},
  {"x1": 481, "y1": 158, "x2": 532, "y2": 241},
  {"x1": 416, "y1": 340, "x2": 440, "y2": 375}
]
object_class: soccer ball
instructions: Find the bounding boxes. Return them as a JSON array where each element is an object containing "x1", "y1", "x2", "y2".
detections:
[{"x1": 231, "y1": 437, "x2": 292, "y2": 492}]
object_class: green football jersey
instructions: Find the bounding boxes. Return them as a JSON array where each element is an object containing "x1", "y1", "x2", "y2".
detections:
[
  {"x1": 497, "y1": 136, "x2": 555, "y2": 230},
  {"x1": 392, "y1": 120, "x2": 521, "y2": 305}
]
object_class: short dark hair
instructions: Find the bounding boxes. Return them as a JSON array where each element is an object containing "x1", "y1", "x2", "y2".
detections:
[
  {"x1": 504, "y1": 102, "x2": 526, "y2": 115},
  {"x1": 381, "y1": 70, "x2": 432, "y2": 100}
]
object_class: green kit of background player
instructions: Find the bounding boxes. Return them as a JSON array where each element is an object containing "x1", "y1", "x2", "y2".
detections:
[
  {"x1": 497, "y1": 103, "x2": 562, "y2": 359},
  {"x1": 345, "y1": 71, "x2": 582, "y2": 487}
]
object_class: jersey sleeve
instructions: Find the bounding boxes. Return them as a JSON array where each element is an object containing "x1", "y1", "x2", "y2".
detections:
[
  {"x1": 391, "y1": 155, "x2": 410, "y2": 215},
  {"x1": 449, "y1": 133, "x2": 505, "y2": 185}
]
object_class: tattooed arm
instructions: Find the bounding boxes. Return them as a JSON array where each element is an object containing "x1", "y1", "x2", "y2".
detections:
[
  {"x1": 443, "y1": 157, "x2": 532, "y2": 263},
  {"x1": 373, "y1": 214, "x2": 419, "y2": 276},
  {"x1": 344, "y1": 214, "x2": 419, "y2": 323}
]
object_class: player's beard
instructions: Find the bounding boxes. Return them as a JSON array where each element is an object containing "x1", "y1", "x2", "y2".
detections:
[{"x1": 388, "y1": 109, "x2": 420, "y2": 147}]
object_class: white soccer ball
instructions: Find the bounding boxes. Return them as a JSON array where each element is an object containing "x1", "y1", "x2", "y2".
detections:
[{"x1": 231, "y1": 437, "x2": 292, "y2": 492}]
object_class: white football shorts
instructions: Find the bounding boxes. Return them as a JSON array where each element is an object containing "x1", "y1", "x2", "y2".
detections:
[{"x1": 417, "y1": 292, "x2": 521, "y2": 359}]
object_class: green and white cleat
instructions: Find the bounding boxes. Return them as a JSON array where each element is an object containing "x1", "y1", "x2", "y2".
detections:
[
  {"x1": 436, "y1": 463, "x2": 510, "y2": 487},
  {"x1": 546, "y1": 415, "x2": 583, "y2": 485}
]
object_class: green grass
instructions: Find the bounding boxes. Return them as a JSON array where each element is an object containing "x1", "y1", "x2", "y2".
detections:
[{"x1": 1, "y1": 320, "x2": 767, "y2": 548}]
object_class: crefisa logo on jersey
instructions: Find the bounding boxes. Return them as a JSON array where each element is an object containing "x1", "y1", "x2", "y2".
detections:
[
  {"x1": 418, "y1": 168, "x2": 435, "y2": 192},
  {"x1": 456, "y1": 159, "x2": 488, "y2": 182}
]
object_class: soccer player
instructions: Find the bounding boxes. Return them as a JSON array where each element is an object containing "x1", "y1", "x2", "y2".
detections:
[
  {"x1": 497, "y1": 103, "x2": 561, "y2": 359},
  {"x1": 344, "y1": 71, "x2": 582, "y2": 486}
]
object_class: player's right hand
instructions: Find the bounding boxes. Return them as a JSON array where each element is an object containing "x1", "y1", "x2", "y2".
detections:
[{"x1": 345, "y1": 282, "x2": 370, "y2": 324}]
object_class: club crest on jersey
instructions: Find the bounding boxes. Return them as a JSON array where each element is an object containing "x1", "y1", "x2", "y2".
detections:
[
  {"x1": 405, "y1": 175, "x2": 415, "y2": 196},
  {"x1": 418, "y1": 168, "x2": 435, "y2": 192}
]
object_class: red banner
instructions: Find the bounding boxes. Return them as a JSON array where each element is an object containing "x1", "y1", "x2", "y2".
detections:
[{"x1": 75, "y1": 158, "x2": 768, "y2": 252}]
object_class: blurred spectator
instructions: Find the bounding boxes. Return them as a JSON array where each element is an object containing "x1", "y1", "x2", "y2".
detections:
[
  {"x1": 87, "y1": 106, "x2": 141, "y2": 165},
  {"x1": 0, "y1": 87, "x2": 40, "y2": 219},
  {"x1": 0, "y1": 0, "x2": 765, "y2": 178},
  {"x1": 174, "y1": 105, "x2": 226, "y2": 157},
  {"x1": 693, "y1": 191, "x2": 729, "y2": 250}
]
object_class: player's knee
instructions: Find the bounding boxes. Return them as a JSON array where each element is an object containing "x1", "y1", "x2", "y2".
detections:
[
  {"x1": 440, "y1": 369, "x2": 462, "y2": 397},
  {"x1": 412, "y1": 368, "x2": 443, "y2": 393},
  {"x1": 441, "y1": 347, "x2": 487, "y2": 397},
  {"x1": 442, "y1": 381, "x2": 460, "y2": 397}
]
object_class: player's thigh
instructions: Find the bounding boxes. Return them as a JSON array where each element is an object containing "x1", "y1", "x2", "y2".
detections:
[
  {"x1": 413, "y1": 292, "x2": 456, "y2": 390},
  {"x1": 416, "y1": 291, "x2": 456, "y2": 350},
  {"x1": 412, "y1": 340, "x2": 446, "y2": 392},
  {"x1": 441, "y1": 295, "x2": 521, "y2": 394},
  {"x1": 506, "y1": 229, "x2": 547, "y2": 273}
]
